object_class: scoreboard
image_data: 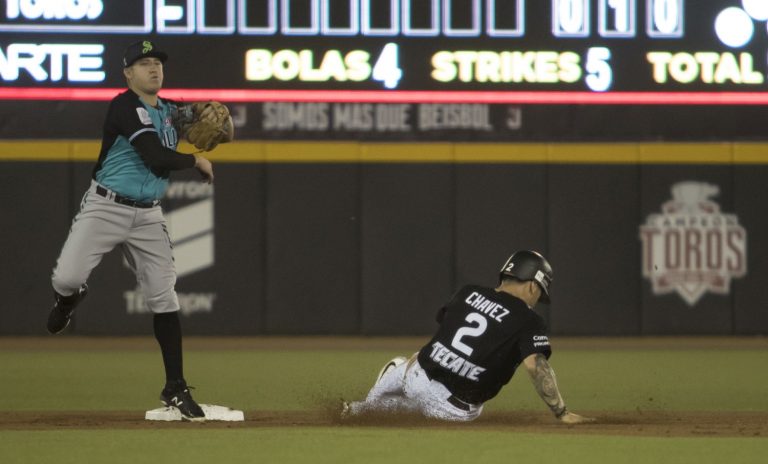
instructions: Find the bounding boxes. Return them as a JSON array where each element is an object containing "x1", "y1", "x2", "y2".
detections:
[{"x1": 1, "y1": 0, "x2": 767, "y2": 140}]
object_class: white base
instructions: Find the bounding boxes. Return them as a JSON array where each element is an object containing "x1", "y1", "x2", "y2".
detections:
[{"x1": 145, "y1": 404, "x2": 245, "y2": 421}]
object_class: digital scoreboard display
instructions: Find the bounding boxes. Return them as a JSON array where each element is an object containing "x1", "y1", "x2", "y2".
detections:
[{"x1": 1, "y1": 0, "x2": 767, "y2": 140}]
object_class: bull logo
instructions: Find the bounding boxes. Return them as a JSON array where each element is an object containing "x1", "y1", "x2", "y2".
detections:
[{"x1": 639, "y1": 182, "x2": 747, "y2": 306}]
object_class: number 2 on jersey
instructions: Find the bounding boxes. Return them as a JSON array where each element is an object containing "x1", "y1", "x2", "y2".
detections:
[{"x1": 451, "y1": 313, "x2": 488, "y2": 356}]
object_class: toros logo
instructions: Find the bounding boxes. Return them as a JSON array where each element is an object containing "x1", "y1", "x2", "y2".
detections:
[{"x1": 639, "y1": 181, "x2": 747, "y2": 306}]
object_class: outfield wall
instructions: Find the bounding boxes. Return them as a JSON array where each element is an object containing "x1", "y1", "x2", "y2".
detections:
[{"x1": 1, "y1": 141, "x2": 767, "y2": 336}]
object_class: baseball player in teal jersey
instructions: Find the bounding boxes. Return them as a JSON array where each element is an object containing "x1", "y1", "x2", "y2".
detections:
[{"x1": 47, "y1": 40, "x2": 232, "y2": 421}]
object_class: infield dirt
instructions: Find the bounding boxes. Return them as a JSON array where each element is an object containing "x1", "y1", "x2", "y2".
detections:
[{"x1": 1, "y1": 410, "x2": 765, "y2": 438}]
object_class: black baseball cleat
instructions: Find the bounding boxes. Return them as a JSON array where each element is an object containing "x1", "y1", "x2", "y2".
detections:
[
  {"x1": 160, "y1": 381, "x2": 206, "y2": 422},
  {"x1": 47, "y1": 284, "x2": 88, "y2": 334}
]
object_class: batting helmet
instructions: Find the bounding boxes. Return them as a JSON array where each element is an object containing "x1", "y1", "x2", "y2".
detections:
[{"x1": 499, "y1": 250, "x2": 553, "y2": 304}]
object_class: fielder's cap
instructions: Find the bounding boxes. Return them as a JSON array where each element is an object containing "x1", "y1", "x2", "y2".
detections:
[{"x1": 123, "y1": 40, "x2": 168, "y2": 68}]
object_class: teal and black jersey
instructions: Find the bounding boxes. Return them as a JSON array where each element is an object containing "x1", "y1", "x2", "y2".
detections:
[{"x1": 92, "y1": 89, "x2": 181, "y2": 202}]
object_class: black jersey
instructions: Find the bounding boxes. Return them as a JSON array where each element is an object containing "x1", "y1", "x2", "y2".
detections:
[{"x1": 417, "y1": 285, "x2": 552, "y2": 404}]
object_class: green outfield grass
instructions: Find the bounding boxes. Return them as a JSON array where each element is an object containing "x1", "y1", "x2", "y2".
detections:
[
  {"x1": 1, "y1": 340, "x2": 767, "y2": 463},
  {"x1": 3, "y1": 429, "x2": 767, "y2": 464}
]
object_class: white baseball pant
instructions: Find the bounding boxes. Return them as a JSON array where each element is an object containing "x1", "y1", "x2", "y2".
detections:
[{"x1": 348, "y1": 356, "x2": 483, "y2": 421}]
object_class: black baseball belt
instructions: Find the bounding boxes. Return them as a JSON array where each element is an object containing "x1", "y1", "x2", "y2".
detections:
[{"x1": 95, "y1": 185, "x2": 158, "y2": 209}]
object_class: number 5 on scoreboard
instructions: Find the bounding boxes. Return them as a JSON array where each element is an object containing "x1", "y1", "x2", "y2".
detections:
[
  {"x1": 372, "y1": 43, "x2": 402, "y2": 89},
  {"x1": 585, "y1": 47, "x2": 613, "y2": 92}
]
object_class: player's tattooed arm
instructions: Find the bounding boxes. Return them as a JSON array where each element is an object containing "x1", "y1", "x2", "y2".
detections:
[{"x1": 523, "y1": 353, "x2": 567, "y2": 418}]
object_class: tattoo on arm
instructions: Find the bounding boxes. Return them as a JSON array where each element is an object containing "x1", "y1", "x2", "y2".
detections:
[{"x1": 528, "y1": 353, "x2": 567, "y2": 418}]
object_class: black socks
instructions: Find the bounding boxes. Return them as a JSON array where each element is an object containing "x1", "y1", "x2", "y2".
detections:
[{"x1": 153, "y1": 311, "x2": 184, "y2": 386}]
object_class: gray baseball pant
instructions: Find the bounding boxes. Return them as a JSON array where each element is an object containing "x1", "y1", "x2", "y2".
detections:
[{"x1": 52, "y1": 180, "x2": 180, "y2": 313}]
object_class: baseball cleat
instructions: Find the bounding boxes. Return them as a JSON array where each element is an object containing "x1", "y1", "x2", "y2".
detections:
[
  {"x1": 160, "y1": 381, "x2": 206, "y2": 422},
  {"x1": 376, "y1": 356, "x2": 407, "y2": 382},
  {"x1": 47, "y1": 284, "x2": 88, "y2": 334}
]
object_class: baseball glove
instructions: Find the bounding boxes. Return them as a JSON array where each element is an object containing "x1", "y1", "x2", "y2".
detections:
[{"x1": 184, "y1": 102, "x2": 231, "y2": 152}]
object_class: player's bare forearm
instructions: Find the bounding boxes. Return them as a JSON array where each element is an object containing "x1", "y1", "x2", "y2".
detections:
[
  {"x1": 523, "y1": 353, "x2": 566, "y2": 418},
  {"x1": 523, "y1": 353, "x2": 595, "y2": 424},
  {"x1": 193, "y1": 154, "x2": 214, "y2": 184}
]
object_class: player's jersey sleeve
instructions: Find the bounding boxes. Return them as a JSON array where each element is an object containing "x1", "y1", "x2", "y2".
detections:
[
  {"x1": 109, "y1": 93, "x2": 157, "y2": 143},
  {"x1": 516, "y1": 315, "x2": 552, "y2": 360}
]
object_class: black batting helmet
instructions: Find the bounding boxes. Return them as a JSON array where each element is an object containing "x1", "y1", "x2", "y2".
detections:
[{"x1": 499, "y1": 250, "x2": 553, "y2": 304}]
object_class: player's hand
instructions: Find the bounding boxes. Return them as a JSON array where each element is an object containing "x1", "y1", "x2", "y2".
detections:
[
  {"x1": 558, "y1": 411, "x2": 595, "y2": 424},
  {"x1": 194, "y1": 154, "x2": 214, "y2": 184}
]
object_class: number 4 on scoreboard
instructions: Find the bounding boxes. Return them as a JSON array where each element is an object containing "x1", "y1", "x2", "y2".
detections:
[{"x1": 372, "y1": 43, "x2": 403, "y2": 89}]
